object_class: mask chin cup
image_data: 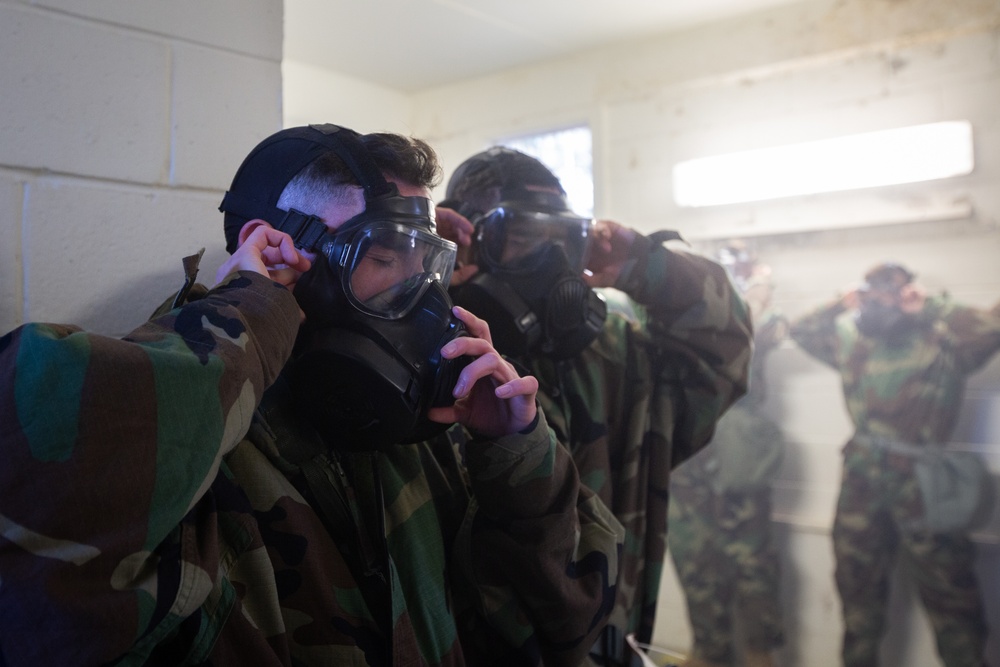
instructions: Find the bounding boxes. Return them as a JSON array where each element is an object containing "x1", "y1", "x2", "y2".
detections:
[
  {"x1": 288, "y1": 281, "x2": 470, "y2": 450},
  {"x1": 287, "y1": 328, "x2": 420, "y2": 450}
]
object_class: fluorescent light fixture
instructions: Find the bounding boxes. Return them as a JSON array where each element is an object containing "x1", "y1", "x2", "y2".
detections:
[{"x1": 673, "y1": 121, "x2": 974, "y2": 207}]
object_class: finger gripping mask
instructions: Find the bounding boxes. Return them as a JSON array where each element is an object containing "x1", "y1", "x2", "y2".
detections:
[{"x1": 287, "y1": 280, "x2": 471, "y2": 450}]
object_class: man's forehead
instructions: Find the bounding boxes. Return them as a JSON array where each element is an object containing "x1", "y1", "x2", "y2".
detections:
[
  {"x1": 863, "y1": 277, "x2": 905, "y2": 293},
  {"x1": 863, "y1": 263, "x2": 913, "y2": 290}
]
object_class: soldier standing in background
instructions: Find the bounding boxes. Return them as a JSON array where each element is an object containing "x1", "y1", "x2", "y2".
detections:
[
  {"x1": 790, "y1": 262, "x2": 1000, "y2": 667},
  {"x1": 436, "y1": 147, "x2": 754, "y2": 667},
  {"x1": 668, "y1": 243, "x2": 788, "y2": 667}
]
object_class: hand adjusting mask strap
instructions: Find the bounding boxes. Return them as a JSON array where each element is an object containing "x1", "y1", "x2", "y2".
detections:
[{"x1": 220, "y1": 124, "x2": 468, "y2": 450}]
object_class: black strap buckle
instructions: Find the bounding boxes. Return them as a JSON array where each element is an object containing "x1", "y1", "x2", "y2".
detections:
[{"x1": 275, "y1": 208, "x2": 328, "y2": 252}]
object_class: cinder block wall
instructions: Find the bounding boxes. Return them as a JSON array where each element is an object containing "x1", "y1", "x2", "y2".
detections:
[{"x1": 0, "y1": 0, "x2": 284, "y2": 337}]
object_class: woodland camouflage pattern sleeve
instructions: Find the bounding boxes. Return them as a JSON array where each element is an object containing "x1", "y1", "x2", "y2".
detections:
[
  {"x1": 941, "y1": 297, "x2": 1000, "y2": 372},
  {"x1": 453, "y1": 417, "x2": 625, "y2": 667},
  {"x1": 790, "y1": 295, "x2": 1000, "y2": 445},
  {"x1": 790, "y1": 296, "x2": 1000, "y2": 372},
  {"x1": 0, "y1": 271, "x2": 299, "y2": 666},
  {"x1": 788, "y1": 297, "x2": 847, "y2": 368},
  {"x1": 617, "y1": 235, "x2": 754, "y2": 467}
]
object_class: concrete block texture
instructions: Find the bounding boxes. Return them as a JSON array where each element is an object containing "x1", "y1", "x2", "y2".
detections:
[
  {"x1": 23, "y1": 176, "x2": 230, "y2": 337},
  {"x1": 2, "y1": 1, "x2": 284, "y2": 339},
  {"x1": 30, "y1": 0, "x2": 282, "y2": 60},
  {"x1": 171, "y1": 43, "x2": 282, "y2": 189},
  {"x1": 0, "y1": 5, "x2": 171, "y2": 183}
]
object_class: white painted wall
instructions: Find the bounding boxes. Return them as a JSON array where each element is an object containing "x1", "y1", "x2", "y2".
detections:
[
  {"x1": 283, "y1": 59, "x2": 413, "y2": 134},
  {"x1": 0, "y1": 0, "x2": 284, "y2": 337}
]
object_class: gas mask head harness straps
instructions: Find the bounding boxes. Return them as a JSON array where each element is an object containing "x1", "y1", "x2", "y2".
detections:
[
  {"x1": 442, "y1": 147, "x2": 607, "y2": 360},
  {"x1": 219, "y1": 124, "x2": 468, "y2": 451}
]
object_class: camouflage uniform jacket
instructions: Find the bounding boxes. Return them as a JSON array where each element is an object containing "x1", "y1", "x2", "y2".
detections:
[
  {"x1": 671, "y1": 309, "x2": 787, "y2": 494},
  {"x1": 789, "y1": 294, "x2": 1000, "y2": 444},
  {"x1": 0, "y1": 271, "x2": 624, "y2": 667},
  {"x1": 521, "y1": 238, "x2": 753, "y2": 648}
]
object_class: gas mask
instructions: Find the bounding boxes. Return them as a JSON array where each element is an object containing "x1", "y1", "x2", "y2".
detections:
[
  {"x1": 853, "y1": 262, "x2": 920, "y2": 341},
  {"x1": 449, "y1": 190, "x2": 607, "y2": 360},
  {"x1": 288, "y1": 199, "x2": 469, "y2": 450},
  {"x1": 854, "y1": 281, "x2": 917, "y2": 340},
  {"x1": 855, "y1": 299, "x2": 907, "y2": 339},
  {"x1": 219, "y1": 124, "x2": 469, "y2": 450}
]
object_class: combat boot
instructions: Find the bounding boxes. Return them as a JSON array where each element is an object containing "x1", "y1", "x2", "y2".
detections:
[{"x1": 743, "y1": 649, "x2": 774, "y2": 667}]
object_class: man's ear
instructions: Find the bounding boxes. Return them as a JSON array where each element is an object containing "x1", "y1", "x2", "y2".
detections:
[{"x1": 237, "y1": 219, "x2": 272, "y2": 248}]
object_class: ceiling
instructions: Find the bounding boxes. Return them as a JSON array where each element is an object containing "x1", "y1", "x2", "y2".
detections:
[{"x1": 284, "y1": 0, "x2": 807, "y2": 93}]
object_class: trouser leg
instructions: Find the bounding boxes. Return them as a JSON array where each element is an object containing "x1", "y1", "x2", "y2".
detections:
[
  {"x1": 728, "y1": 490, "x2": 784, "y2": 654},
  {"x1": 903, "y1": 530, "x2": 989, "y2": 667},
  {"x1": 833, "y1": 472, "x2": 896, "y2": 667},
  {"x1": 669, "y1": 494, "x2": 735, "y2": 664}
]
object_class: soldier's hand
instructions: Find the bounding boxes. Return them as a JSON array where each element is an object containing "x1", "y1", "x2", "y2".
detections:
[
  {"x1": 427, "y1": 306, "x2": 538, "y2": 437},
  {"x1": 216, "y1": 226, "x2": 312, "y2": 288},
  {"x1": 585, "y1": 219, "x2": 638, "y2": 287}
]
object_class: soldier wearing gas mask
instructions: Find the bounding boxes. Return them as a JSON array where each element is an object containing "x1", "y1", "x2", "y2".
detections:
[
  {"x1": 441, "y1": 153, "x2": 608, "y2": 360},
  {"x1": 437, "y1": 147, "x2": 755, "y2": 667},
  {"x1": 7, "y1": 124, "x2": 623, "y2": 667},
  {"x1": 668, "y1": 242, "x2": 788, "y2": 667},
  {"x1": 791, "y1": 262, "x2": 1000, "y2": 667}
]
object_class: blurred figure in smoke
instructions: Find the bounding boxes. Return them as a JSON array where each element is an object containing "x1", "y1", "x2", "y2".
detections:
[
  {"x1": 668, "y1": 241, "x2": 788, "y2": 667},
  {"x1": 790, "y1": 262, "x2": 1000, "y2": 667}
]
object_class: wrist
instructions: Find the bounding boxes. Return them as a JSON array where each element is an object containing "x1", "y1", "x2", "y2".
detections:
[{"x1": 518, "y1": 411, "x2": 540, "y2": 435}]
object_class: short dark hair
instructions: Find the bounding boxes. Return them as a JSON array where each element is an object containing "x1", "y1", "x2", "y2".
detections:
[
  {"x1": 863, "y1": 262, "x2": 915, "y2": 291},
  {"x1": 444, "y1": 147, "x2": 565, "y2": 215},
  {"x1": 276, "y1": 133, "x2": 442, "y2": 218},
  {"x1": 362, "y1": 132, "x2": 441, "y2": 189}
]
